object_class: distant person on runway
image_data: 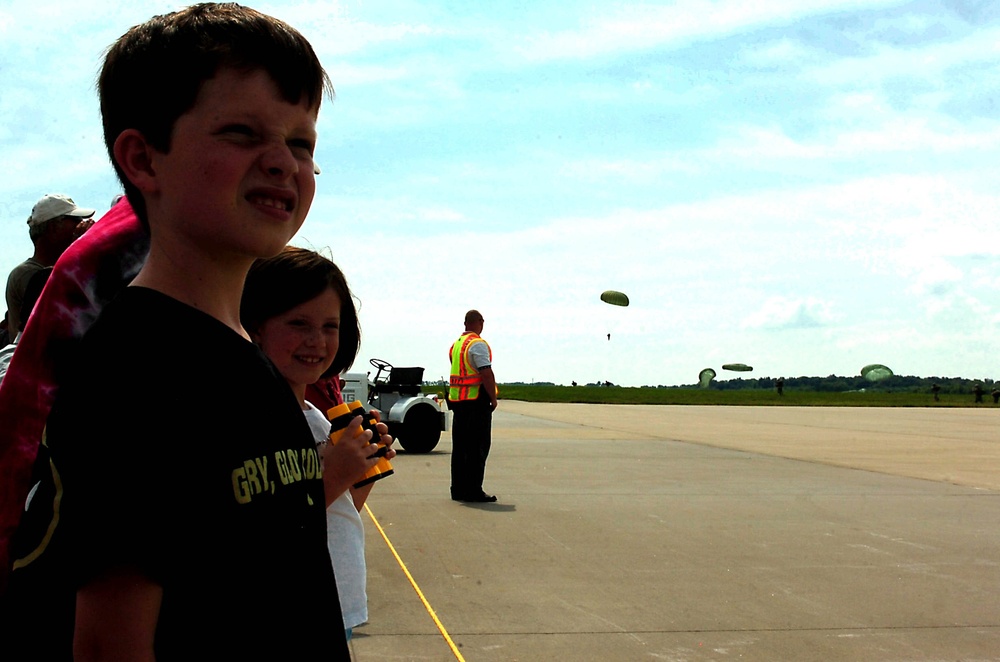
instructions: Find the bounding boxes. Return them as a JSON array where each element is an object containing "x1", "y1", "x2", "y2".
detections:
[{"x1": 447, "y1": 309, "x2": 498, "y2": 503}]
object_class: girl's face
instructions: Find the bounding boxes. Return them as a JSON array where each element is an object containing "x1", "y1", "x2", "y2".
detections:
[{"x1": 253, "y1": 287, "x2": 341, "y2": 405}]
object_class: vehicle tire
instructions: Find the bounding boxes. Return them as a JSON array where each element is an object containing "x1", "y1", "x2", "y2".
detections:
[{"x1": 395, "y1": 404, "x2": 441, "y2": 453}]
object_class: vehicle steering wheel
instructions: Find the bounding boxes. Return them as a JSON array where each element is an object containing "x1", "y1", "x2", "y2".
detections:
[{"x1": 370, "y1": 358, "x2": 393, "y2": 372}]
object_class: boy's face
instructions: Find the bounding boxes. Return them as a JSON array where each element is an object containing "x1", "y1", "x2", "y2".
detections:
[{"x1": 146, "y1": 67, "x2": 319, "y2": 264}]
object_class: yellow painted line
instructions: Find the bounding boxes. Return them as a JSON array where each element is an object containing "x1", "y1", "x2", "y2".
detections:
[{"x1": 365, "y1": 503, "x2": 466, "y2": 662}]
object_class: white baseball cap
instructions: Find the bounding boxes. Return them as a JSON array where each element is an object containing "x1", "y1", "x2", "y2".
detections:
[{"x1": 27, "y1": 194, "x2": 96, "y2": 229}]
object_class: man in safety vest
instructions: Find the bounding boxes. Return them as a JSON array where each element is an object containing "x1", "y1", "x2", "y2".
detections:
[{"x1": 447, "y1": 310, "x2": 498, "y2": 502}]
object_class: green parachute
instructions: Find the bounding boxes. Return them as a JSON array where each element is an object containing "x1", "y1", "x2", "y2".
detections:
[
  {"x1": 600, "y1": 290, "x2": 629, "y2": 307},
  {"x1": 698, "y1": 368, "x2": 716, "y2": 388},
  {"x1": 722, "y1": 363, "x2": 753, "y2": 372},
  {"x1": 860, "y1": 364, "x2": 893, "y2": 381}
]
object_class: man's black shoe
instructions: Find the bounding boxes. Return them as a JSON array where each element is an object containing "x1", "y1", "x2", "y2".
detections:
[{"x1": 453, "y1": 493, "x2": 497, "y2": 503}]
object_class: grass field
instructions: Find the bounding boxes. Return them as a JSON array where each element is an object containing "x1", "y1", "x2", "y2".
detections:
[{"x1": 424, "y1": 384, "x2": 995, "y2": 408}]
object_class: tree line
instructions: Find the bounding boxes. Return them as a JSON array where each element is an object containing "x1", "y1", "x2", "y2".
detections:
[{"x1": 690, "y1": 375, "x2": 994, "y2": 394}]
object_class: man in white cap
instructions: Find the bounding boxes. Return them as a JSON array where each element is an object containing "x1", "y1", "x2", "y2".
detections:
[{"x1": 5, "y1": 194, "x2": 95, "y2": 338}]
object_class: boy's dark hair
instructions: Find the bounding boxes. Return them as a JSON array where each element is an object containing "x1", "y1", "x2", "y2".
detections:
[
  {"x1": 242, "y1": 246, "x2": 361, "y2": 377},
  {"x1": 99, "y1": 3, "x2": 332, "y2": 224}
]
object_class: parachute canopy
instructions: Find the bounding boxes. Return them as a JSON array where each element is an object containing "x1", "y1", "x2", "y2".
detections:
[
  {"x1": 722, "y1": 363, "x2": 753, "y2": 372},
  {"x1": 600, "y1": 290, "x2": 629, "y2": 307},
  {"x1": 861, "y1": 364, "x2": 893, "y2": 381},
  {"x1": 698, "y1": 368, "x2": 716, "y2": 388}
]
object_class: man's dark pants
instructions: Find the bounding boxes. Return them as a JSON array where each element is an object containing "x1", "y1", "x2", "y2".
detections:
[{"x1": 449, "y1": 392, "x2": 492, "y2": 498}]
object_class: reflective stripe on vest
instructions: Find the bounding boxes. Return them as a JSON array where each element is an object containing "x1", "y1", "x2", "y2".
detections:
[{"x1": 448, "y1": 333, "x2": 490, "y2": 401}]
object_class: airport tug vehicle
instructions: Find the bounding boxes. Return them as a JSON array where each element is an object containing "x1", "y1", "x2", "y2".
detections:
[{"x1": 341, "y1": 358, "x2": 448, "y2": 454}]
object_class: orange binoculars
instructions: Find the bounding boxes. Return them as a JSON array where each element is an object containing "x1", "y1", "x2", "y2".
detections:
[{"x1": 326, "y1": 400, "x2": 394, "y2": 488}]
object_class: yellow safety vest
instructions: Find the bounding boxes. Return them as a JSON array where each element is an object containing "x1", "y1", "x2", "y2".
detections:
[{"x1": 448, "y1": 332, "x2": 492, "y2": 402}]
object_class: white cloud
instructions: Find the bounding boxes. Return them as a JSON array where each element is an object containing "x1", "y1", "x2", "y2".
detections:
[
  {"x1": 808, "y1": 24, "x2": 1000, "y2": 87},
  {"x1": 308, "y1": 18, "x2": 442, "y2": 56},
  {"x1": 514, "y1": 0, "x2": 908, "y2": 62},
  {"x1": 742, "y1": 296, "x2": 836, "y2": 329},
  {"x1": 325, "y1": 63, "x2": 410, "y2": 86},
  {"x1": 737, "y1": 37, "x2": 817, "y2": 68},
  {"x1": 708, "y1": 119, "x2": 1000, "y2": 162}
]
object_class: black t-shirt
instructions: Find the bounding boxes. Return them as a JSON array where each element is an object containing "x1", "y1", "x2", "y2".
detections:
[{"x1": 1, "y1": 287, "x2": 347, "y2": 660}]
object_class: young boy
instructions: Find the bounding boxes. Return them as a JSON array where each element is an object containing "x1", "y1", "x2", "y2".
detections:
[{"x1": 0, "y1": 4, "x2": 350, "y2": 660}]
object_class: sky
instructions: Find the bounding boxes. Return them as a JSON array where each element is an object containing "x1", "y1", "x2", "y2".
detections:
[{"x1": 2, "y1": 0, "x2": 1000, "y2": 387}]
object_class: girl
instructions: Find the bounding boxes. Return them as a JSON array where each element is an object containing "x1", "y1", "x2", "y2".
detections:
[{"x1": 241, "y1": 246, "x2": 394, "y2": 641}]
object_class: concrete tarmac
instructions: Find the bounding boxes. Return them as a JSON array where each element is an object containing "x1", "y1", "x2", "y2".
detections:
[{"x1": 349, "y1": 403, "x2": 1000, "y2": 661}]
